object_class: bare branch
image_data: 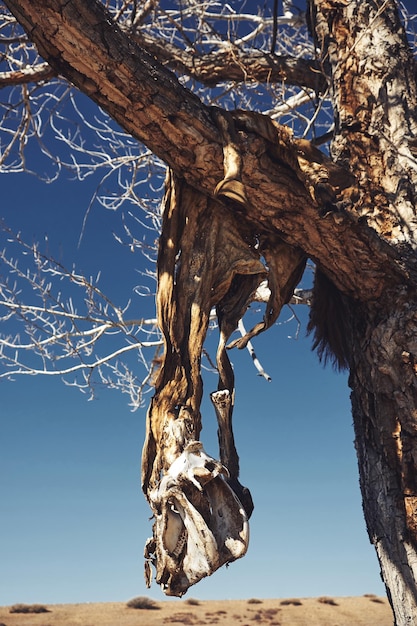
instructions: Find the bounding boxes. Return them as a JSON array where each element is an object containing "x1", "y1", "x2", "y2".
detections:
[
  {"x1": 0, "y1": 225, "x2": 162, "y2": 409},
  {"x1": 131, "y1": 31, "x2": 326, "y2": 92},
  {"x1": 237, "y1": 319, "x2": 271, "y2": 382},
  {"x1": 0, "y1": 61, "x2": 54, "y2": 86}
]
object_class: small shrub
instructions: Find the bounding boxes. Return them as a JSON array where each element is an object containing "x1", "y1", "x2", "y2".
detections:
[
  {"x1": 279, "y1": 598, "x2": 303, "y2": 606},
  {"x1": 126, "y1": 596, "x2": 160, "y2": 610},
  {"x1": 166, "y1": 612, "x2": 198, "y2": 624},
  {"x1": 185, "y1": 598, "x2": 201, "y2": 605},
  {"x1": 9, "y1": 603, "x2": 49, "y2": 614},
  {"x1": 247, "y1": 598, "x2": 263, "y2": 604},
  {"x1": 317, "y1": 596, "x2": 339, "y2": 606},
  {"x1": 363, "y1": 593, "x2": 385, "y2": 603},
  {"x1": 264, "y1": 608, "x2": 280, "y2": 616}
]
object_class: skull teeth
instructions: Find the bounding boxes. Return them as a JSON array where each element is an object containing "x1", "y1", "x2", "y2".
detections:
[{"x1": 171, "y1": 528, "x2": 187, "y2": 558}]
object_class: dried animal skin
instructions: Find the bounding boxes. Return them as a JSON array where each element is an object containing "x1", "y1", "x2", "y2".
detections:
[
  {"x1": 142, "y1": 112, "x2": 306, "y2": 596},
  {"x1": 142, "y1": 174, "x2": 259, "y2": 595}
]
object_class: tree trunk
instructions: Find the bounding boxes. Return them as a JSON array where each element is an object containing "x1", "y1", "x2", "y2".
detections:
[
  {"x1": 307, "y1": 3, "x2": 417, "y2": 620},
  {"x1": 350, "y1": 295, "x2": 417, "y2": 624}
]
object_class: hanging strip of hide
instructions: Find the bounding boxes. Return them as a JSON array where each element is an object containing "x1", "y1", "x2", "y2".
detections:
[{"x1": 142, "y1": 111, "x2": 307, "y2": 597}]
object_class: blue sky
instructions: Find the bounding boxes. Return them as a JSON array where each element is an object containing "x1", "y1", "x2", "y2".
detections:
[{"x1": 0, "y1": 168, "x2": 385, "y2": 606}]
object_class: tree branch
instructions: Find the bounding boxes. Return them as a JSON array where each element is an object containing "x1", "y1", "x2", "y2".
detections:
[
  {"x1": 0, "y1": 61, "x2": 55, "y2": 86},
  {"x1": 0, "y1": 225, "x2": 163, "y2": 408},
  {"x1": 131, "y1": 31, "x2": 326, "y2": 92},
  {"x1": 2, "y1": 0, "x2": 411, "y2": 298}
]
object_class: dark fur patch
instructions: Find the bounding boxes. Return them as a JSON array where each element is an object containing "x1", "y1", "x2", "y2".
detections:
[{"x1": 307, "y1": 270, "x2": 351, "y2": 370}]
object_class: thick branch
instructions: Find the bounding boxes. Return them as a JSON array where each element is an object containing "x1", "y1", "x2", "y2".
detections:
[
  {"x1": 3, "y1": 0, "x2": 413, "y2": 298},
  {"x1": 3, "y1": 0, "x2": 217, "y2": 178},
  {"x1": 132, "y1": 31, "x2": 326, "y2": 91}
]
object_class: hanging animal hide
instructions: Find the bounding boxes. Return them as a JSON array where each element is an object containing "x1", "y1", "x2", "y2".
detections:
[{"x1": 142, "y1": 111, "x2": 307, "y2": 596}]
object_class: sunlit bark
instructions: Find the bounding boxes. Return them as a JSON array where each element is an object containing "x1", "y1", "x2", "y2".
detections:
[
  {"x1": 309, "y1": 2, "x2": 417, "y2": 622},
  {"x1": 349, "y1": 296, "x2": 417, "y2": 624}
]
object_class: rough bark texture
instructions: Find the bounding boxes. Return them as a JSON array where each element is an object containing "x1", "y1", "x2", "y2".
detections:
[
  {"x1": 309, "y1": 2, "x2": 417, "y2": 623},
  {"x1": 4, "y1": 0, "x2": 417, "y2": 621},
  {"x1": 131, "y1": 30, "x2": 327, "y2": 91},
  {"x1": 349, "y1": 295, "x2": 417, "y2": 624}
]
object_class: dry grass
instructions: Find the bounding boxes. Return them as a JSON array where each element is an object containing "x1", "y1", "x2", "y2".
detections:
[{"x1": 0, "y1": 596, "x2": 392, "y2": 626}]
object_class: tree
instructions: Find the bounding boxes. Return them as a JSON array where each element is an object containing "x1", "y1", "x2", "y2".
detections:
[{"x1": 1, "y1": 0, "x2": 417, "y2": 622}]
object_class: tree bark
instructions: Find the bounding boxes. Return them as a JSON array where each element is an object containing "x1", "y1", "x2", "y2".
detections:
[
  {"x1": 309, "y1": 2, "x2": 417, "y2": 622},
  {"x1": 130, "y1": 30, "x2": 327, "y2": 91},
  {"x1": 0, "y1": 61, "x2": 55, "y2": 86},
  {"x1": 340, "y1": 292, "x2": 417, "y2": 624}
]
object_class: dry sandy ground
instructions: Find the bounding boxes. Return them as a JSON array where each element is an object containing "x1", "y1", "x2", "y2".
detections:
[{"x1": 0, "y1": 595, "x2": 393, "y2": 626}]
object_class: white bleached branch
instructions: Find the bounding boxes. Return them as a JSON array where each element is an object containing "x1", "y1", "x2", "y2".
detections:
[{"x1": 0, "y1": 227, "x2": 162, "y2": 409}]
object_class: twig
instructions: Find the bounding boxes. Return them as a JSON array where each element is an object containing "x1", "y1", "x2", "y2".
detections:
[{"x1": 237, "y1": 319, "x2": 271, "y2": 382}]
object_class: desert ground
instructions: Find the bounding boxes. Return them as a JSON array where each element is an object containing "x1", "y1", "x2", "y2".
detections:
[{"x1": 0, "y1": 595, "x2": 393, "y2": 626}]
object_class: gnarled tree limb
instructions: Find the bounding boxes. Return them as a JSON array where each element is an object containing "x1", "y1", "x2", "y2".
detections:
[
  {"x1": 131, "y1": 30, "x2": 326, "y2": 91},
  {"x1": 3, "y1": 0, "x2": 411, "y2": 298}
]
